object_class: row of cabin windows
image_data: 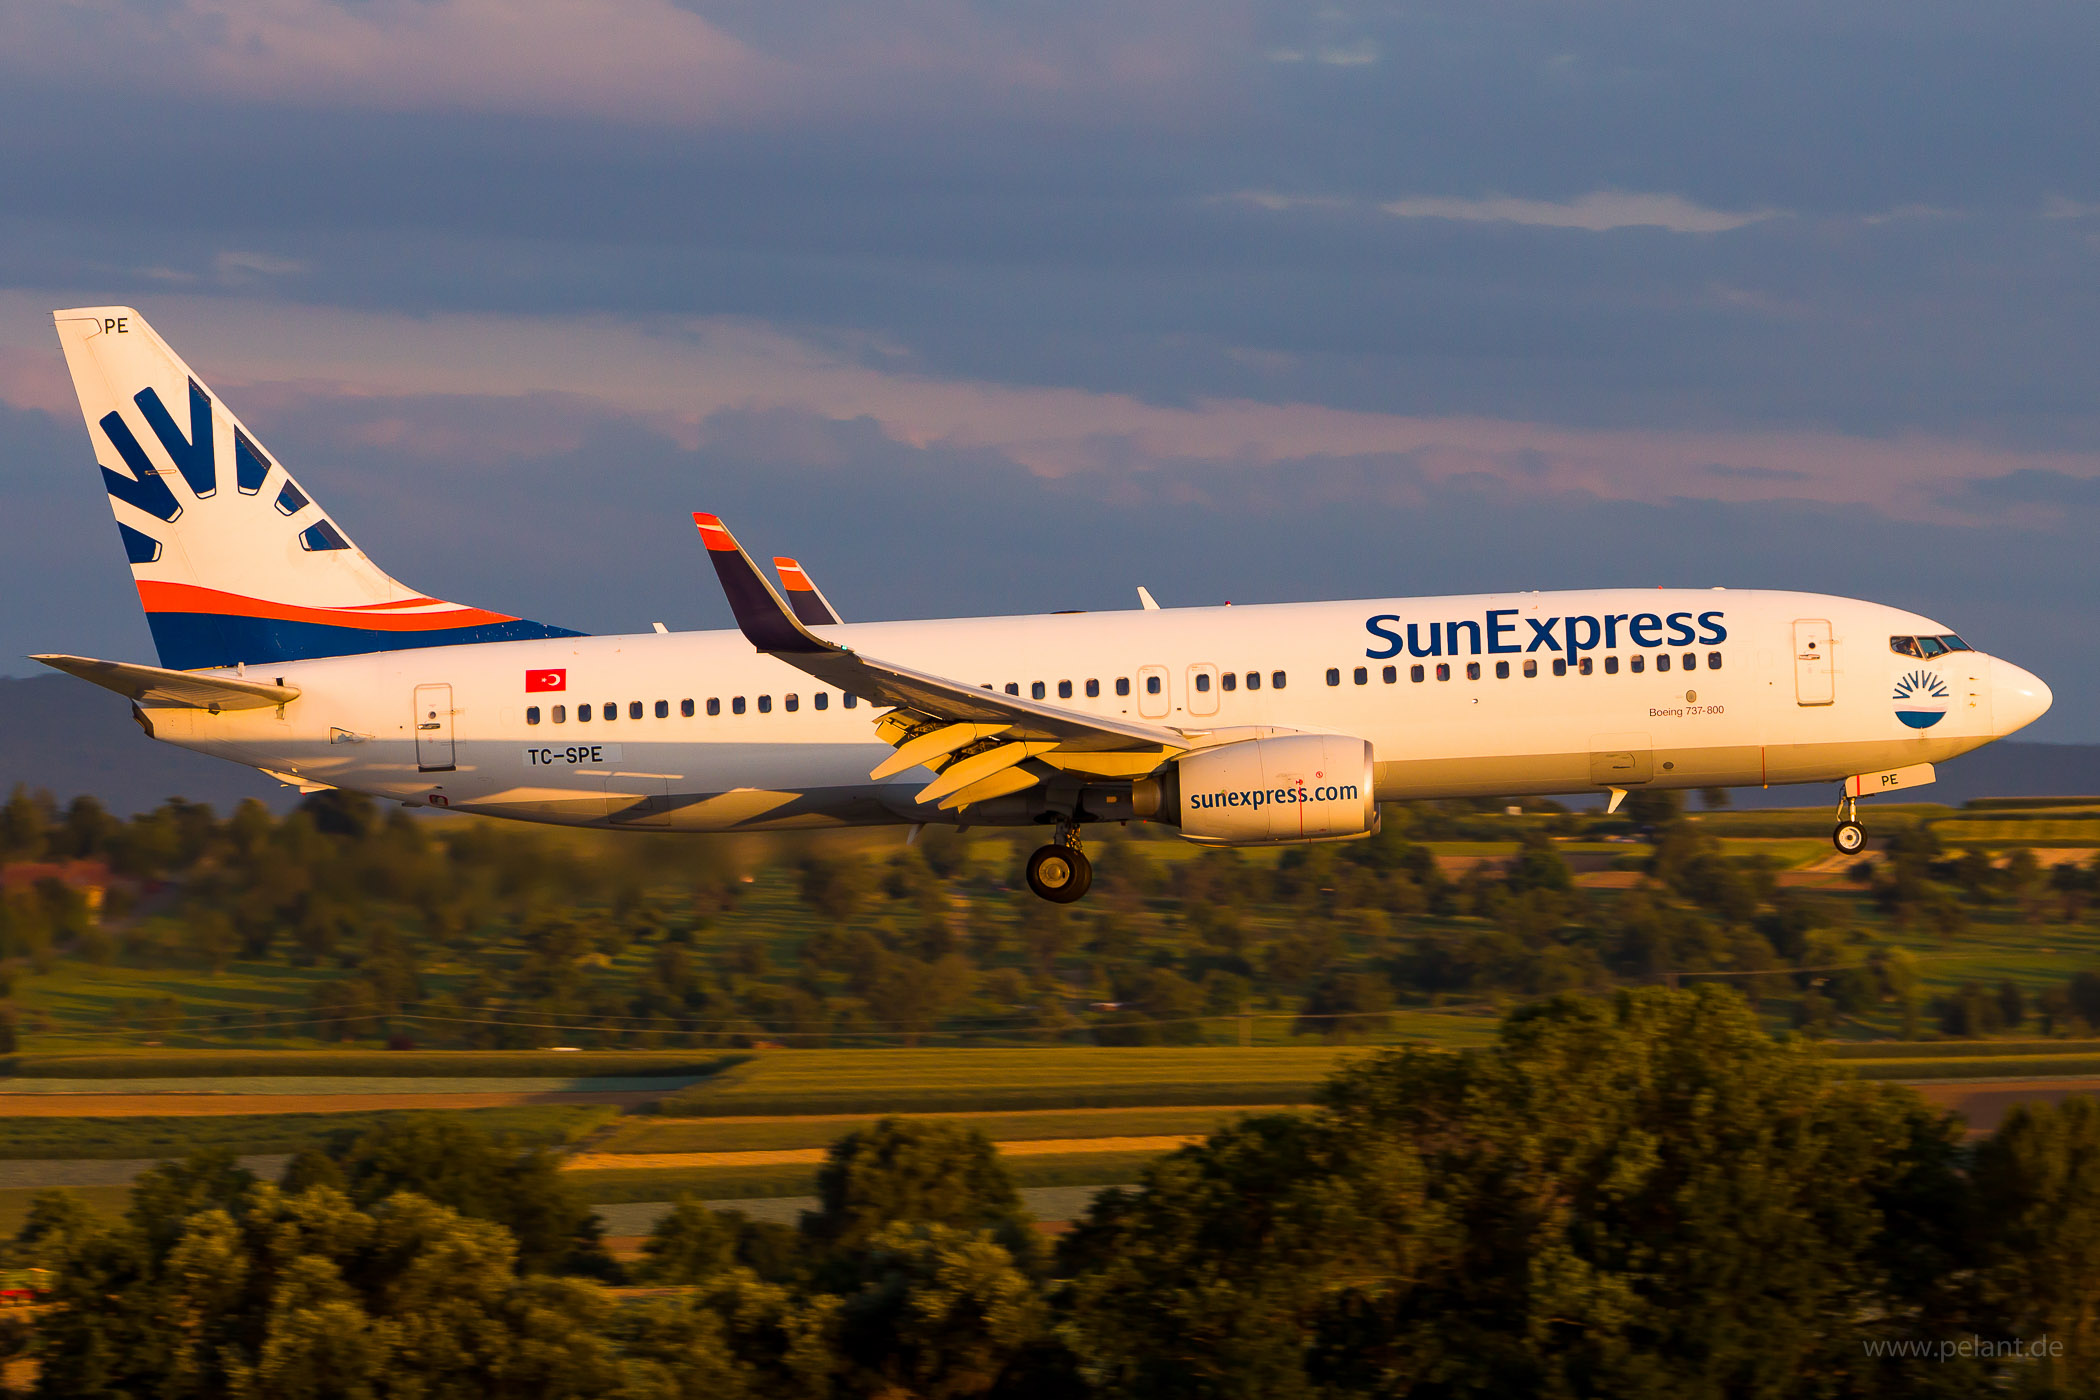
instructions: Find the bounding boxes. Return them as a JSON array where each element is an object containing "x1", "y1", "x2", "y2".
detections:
[
  {"x1": 1000, "y1": 672, "x2": 1290, "y2": 700},
  {"x1": 1326, "y1": 652, "x2": 1725, "y2": 686},
  {"x1": 525, "y1": 692, "x2": 863, "y2": 725}
]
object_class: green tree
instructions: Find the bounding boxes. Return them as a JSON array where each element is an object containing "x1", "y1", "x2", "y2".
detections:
[
  {"x1": 806, "y1": 1119, "x2": 1036, "y2": 1266},
  {"x1": 638, "y1": 1197, "x2": 739, "y2": 1284},
  {"x1": 1968, "y1": 1096, "x2": 2100, "y2": 1387},
  {"x1": 1062, "y1": 986, "x2": 1967, "y2": 1398},
  {"x1": 834, "y1": 1222, "x2": 1059, "y2": 1399},
  {"x1": 330, "y1": 1117, "x2": 611, "y2": 1276}
]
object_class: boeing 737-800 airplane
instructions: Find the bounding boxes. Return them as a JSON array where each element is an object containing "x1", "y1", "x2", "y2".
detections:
[{"x1": 33, "y1": 308, "x2": 2053, "y2": 901}]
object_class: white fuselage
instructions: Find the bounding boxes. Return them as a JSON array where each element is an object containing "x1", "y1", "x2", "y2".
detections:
[{"x1": 140, "y1": 587, "x2": 2048, "y2": 832}]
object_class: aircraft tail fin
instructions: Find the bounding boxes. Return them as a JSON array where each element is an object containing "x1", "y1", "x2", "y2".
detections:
[{"x1": 51, "y1": 306, "x2": 579, "y2": 671}]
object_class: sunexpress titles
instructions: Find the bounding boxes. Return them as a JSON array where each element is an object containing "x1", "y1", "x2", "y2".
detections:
[{"x1": 1364, "y1": 608, "x2": 1729, "y2": 660}]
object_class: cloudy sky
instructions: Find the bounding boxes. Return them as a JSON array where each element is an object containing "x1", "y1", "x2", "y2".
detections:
[{"x1": 1, "y1": 0, "x2": 2095, "y2": 739}]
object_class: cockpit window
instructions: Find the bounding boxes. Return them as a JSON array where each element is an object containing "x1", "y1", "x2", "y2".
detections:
[
  {"x1": 1916, "y1": 635, "x2": 1949, "y2": 658},
  {"x1": 1890, "y1": 636, "x2": 1923, "y2": 657},
  {"x1": 1939, "y1": 634, "x2": 1971, "y2": 652}
]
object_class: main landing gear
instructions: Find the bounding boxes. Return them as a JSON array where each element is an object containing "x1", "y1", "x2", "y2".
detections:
[
  {"x1": 1025, "y1": 822, "x2": 1092, "y2": 903},
  {"x1": 1832, "y1": 790, "x2": 1867, "y2": 855}
]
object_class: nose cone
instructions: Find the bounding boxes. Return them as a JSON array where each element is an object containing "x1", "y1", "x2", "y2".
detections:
[{"x1": 1991, "y1": 658, "x2": 2052, "y2": 737}]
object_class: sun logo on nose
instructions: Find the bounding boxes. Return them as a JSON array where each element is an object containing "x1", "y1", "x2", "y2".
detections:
[{"x1": 1893, "y1": 669, "x2": 1950, "y2": 729}]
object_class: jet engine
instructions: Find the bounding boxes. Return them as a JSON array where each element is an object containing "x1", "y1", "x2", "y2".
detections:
[{"x1": 1133, "y1": 734, "x2": 1377, "y2": 845}]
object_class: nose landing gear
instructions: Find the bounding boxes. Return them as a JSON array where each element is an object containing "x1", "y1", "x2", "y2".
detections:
[
  {"x1": 1832, "y1": 791, "x2": 1867, "y2": 854},
  {"x1": 1024, "y1": 822, "x2": 1092, "y2": 903}
]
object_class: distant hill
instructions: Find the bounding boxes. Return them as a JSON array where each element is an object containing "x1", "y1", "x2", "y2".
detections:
[
  {"x1": 0, "y1": 674, "x2": 294, "y2": 815},
  {"x1": 0, "y1": 670, "x2": 2093, "y2": 818}
]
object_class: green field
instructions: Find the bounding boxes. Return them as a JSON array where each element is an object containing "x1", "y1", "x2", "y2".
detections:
[
  {"x1": 0, "y1": 1105, "x2": 616, "y2": 1161},
  {"x1": 0, "y1": 1051, "x2": 741, "y2": 1079},
  {"x1": 653, "y1": 1046, "x2": 1370, "y2": 1117},
  {"x1": 597, "y1": 1104, "x2": 1275, "y2": 1154}
]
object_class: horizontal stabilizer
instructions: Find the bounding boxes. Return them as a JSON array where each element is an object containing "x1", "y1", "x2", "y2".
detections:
[{"x1": 32, "y1": 653, "x2": 300, "y2": 711}]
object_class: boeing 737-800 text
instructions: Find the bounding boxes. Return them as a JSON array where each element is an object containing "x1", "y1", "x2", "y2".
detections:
[{"x1": 33, "y1": 308, "x2": 2053, "y2": 900}]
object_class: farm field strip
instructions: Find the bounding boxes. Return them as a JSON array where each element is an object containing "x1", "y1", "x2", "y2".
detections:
[
  {"x1": 569, "y1": 1148, "x2": 1172, "y2": 1204},
  {"x1": 0, "y1": 1075, "x2": 705, "y2": 1096},
  {"x1": 564, "y1": 1135, "x2": 1204, "y2": 1173},
  {"x1": 0, "y1": 1089, "x2": 663, "y2": 1116},
  {"x1": 596, "y1": 1105, "x2": 1288, "y2": 1154}
]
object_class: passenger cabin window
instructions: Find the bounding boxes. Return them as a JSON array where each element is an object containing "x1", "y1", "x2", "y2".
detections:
[
  {"x1": 1245, "y1": 672, "x2": 1260, "y2": 690},
  {"x1": 1411, "y1": 664, "x2": 1425, "y2": 682},
  {"x1": 1086, "y1": 679, "x2": 1101, "y2": 698},
  {"x1": 1146, "y1": 675, "x2": 1162, "y2": 695},
  {"x1": 1682, "y1": 653, "x2": 1697, "y2": 671},
  {"x1": 1353, "y1": 667, "x2": 1367, "y2": 685},
  {"x1": 1631, "y1": 655, "x2": 1645, "y2": 673},
  {"x1": 1553, "y1": 659, "x2": 1567, "y2": 677},
  {"x1": 629, "y1": 701, "x2": 644, "y2": 719},
  {"x1": 578, "y1": 704, "x2": 593, "y2": 722},
  {"x1": 681, "y1": 699, "x2": 695, "y2": 717},
  {"x1": 526, "y1": 706, "x2": 541, "y2": 725},
  {"x1": 1116, "y1": 677, "x2": 1131, "y2": 696},
  {"x1": 814, "y1": 693, "x2": 828, "y2": 710},
  {"x1": 1005, "y1": 683, "x2": 1020, "y2": 695},
  {"x1": 1058, "y1": 680, "x2": 1073, "y2": 699},
  {"x1": 655, "y1": 700, "x2": 669, "y2": 718},
  {"x1": 1382, "y1": 665, "x2": 1396, "y2": 683},
  {"x1": 1326, "y1": 668, "x2": 1341, "y2": 687},
  {"x1": 1223, "y1": 672, "x2": 1238, "y2": 691},
  {"x1": 602, "y1": 701, "x2": 617, "y2": 720},
  {"x1": 1272, "y1": 671, "x2": 1287, "y2": 689},
  {"x1": 1578, "y1": 657, "x2": 1593, "y2": 675},
  {"x1": 1435, "y1": 663, "x2": 1450, "y2": 681},
  {"x1": 732, "y1": 697, "x2": 746, "y2": 714},
  {"x1": 552, "y1": 705, "x2": 567, "y2": 723},
  {"x1": 1604, "y1": 656, "x2": 1619, "y2": 675},
  {"x1": 1195, "y1": 673, "x2": 1212, "y2": 692},
  {"x1": 785, "y1": 694, "x2": 799, "y2": 712},
  {"x1": 1495, "y1": 661, "x2": 1510, "y2": 679},
  {"x1": 758, "y1": 695, "x2": 772, "y2": 713},
  {"x1": 1032, "y1": 681, "x2": 1046, "y2": 699},
  {"x1": 1466, "y1": 662, "x2": 1481, "y2": 680},
  {"x1": 844, "y1": 694, "x2": 858, "y2": 708},
  {"x1": 1656, "y1": 654, "x2": 1671, "y2": 672},
  {"x1": 1524, "y1": 659, "x2": 1538, "y2": 678},
  {"x1": 707, "y1": 698, "x2": 720, "y2": 716},
  {"x1": 1708, "y1": 652, "x2": 1723, "y2": 670}
]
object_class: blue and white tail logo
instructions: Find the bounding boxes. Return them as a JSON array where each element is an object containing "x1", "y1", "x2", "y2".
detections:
[
  {"x1": 52, "y1": 307, "x2": 578, "y2": 671},
  {"x1": 1892, "y1": 669, "x2": 1950, "y2": 729}
]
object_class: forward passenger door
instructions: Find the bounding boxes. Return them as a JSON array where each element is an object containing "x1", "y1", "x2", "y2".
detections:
[{"x1": 1793, "y1": 620, "x2": 1834, "y2": 706}]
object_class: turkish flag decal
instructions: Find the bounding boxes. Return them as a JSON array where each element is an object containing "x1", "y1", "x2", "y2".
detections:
[{"x1": 525, "y1": 669, "x2": 567, "y2": 693}]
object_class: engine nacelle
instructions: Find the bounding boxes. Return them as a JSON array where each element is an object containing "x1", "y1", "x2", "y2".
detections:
[{"x1": 1134, "y1": 734, "x2": 1378, "y2": 845}]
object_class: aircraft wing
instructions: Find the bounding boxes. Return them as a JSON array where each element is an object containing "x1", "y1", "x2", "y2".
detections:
[
  {"x1": 33, "y1": 653, "x2": 301, "y2": 711},
  {"x1": 695, "y1": 514, "x2": 1186, "y2": 807},
  {"x1": 772, "y1": 557, "x2": 844, "y2": 626}
]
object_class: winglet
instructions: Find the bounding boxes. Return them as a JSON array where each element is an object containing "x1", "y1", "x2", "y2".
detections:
[
  {"x1": 694, "y1": 514, "x2": 833, "y2": 654},
  {"x1": 773, "y1": 556, "x2": 844, "y2": 626}
]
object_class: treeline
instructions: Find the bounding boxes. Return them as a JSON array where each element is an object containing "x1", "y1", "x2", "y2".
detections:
[
  {"x1": 5, "y1": 785, "x2": 2098, "y2": 1048},
  {"x1": 8, "y1": 987, "x2": 2100, "y2": 1397}
]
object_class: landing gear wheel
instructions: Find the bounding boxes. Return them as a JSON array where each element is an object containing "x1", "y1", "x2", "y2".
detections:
[
  {"x1": 1026, "y1": 844, "x2": 1092, "y2": 903},
  {"x1": 1832, "y1": 820, "x2": 1867, "y2": 855}
]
